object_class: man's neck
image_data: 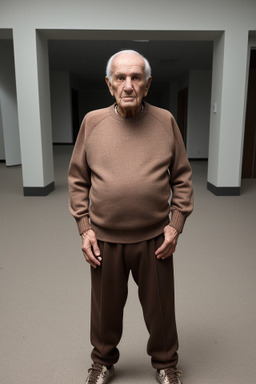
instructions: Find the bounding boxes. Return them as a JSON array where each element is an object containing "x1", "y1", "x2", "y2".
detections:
[{"x1": 115, "y1": 103, "x2": 144, "y2": 118}]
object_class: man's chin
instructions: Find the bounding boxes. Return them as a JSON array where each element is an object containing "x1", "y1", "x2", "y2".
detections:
[{"x1": 120, "y1": 100, "x2": 139, "y2": 110}]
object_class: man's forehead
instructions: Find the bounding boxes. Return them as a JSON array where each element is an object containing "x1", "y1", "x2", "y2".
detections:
[
  {"x1": 112, "y1": 53, "x2": 145, "y2": 72},
  {"x1": 112, "y1": 66, "x2": 145, "y2": 76}
]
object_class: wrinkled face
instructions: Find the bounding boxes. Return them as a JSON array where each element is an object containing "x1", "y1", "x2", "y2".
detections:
[{"x1": 105, "y1": 52, "x2": 152, "y2": 118}]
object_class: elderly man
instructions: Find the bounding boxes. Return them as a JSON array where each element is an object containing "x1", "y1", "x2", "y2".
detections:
[{"x1": 68, "y1": 50, "x2": 193, "y2": 384}]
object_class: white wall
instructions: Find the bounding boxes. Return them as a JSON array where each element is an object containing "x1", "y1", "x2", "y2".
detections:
[
  {"x1": 208, "y1": 29, "x2": 249, "y2": 188},
  {"x1": 187, "y1": 70, "x2": 212, "y2": 159},
  {"x1": 36, "y1": 32, "x2": 54, "y2": 188},
  {"x1": 1, "y1": 0, "x2": 255, "y2": 31},
  {"x1": 12, "y1": 28, "x2": 54, "y2": 190},
  {"x1": 50, "y1": 71, "x2": 73, "y2": 143},
  {"x1": 208, "y1": 33, "x2": 224, "y2": 185}
]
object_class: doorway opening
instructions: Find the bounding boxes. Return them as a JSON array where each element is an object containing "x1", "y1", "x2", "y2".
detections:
[
  {"x1": 242, "y1": 49, "x2": 256, "y2": 179},
  {"x1": 177, "y1": 87, "x2": 188, "y2": 148},
  {"x1": 47, "y1": 30, "x2": 215, "y2": 154}
]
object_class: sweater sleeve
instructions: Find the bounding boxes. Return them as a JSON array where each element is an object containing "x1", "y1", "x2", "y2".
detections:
[
  {"x1": 68, "y1": 117, "x2": 92, "y2": 235},
  {"x1": 168, "y1": 116, "x2": 194, "y2": 233}
]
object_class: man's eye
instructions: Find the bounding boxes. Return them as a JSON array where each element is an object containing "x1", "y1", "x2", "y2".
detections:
[{"x1": 117, "y1": 76, "x2": 124, "y2": 81}]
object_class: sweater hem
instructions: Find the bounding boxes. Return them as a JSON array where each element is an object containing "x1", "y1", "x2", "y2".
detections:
[{"x1": 91, "y1": 218, "x2": 169, "y2": 244}]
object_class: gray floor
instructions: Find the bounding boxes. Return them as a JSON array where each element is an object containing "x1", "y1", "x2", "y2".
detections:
[{"x1": 1, "y1": 145, "x2": 256, "y2": 384}]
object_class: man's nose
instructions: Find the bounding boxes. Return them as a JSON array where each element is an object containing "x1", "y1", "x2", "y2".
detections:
[{"x1": 123, "y1": 77, "x2": 133, "y2": 91}]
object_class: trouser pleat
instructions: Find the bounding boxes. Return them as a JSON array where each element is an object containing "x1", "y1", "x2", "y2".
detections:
[
  {"x1": 131, "y1": 235, "x2": 179, "y2": 369},
  {"x1": 90, "y1": 242, "x2": 129, "y2": 366},
  {"x1": 90, "y1": 235, "x2": 179, "y2": 369}
]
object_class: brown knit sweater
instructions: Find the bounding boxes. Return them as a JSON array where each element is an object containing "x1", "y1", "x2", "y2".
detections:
[{"x1": 68, "y1": 102, "x2": 193, "y2": 243}]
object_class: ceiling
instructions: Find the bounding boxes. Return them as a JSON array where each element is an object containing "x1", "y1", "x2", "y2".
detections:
[{"x1": 48, "y1": 39, "x2": 214, "y2": 90}]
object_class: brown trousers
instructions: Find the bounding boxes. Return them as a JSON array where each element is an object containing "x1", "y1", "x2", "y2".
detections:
[{"x1": 90, "y1": 234, "x2": 179, "y2": 370}]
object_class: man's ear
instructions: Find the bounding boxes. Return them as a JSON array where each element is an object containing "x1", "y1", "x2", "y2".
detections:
[
  {"x1": 144, "y1": 76, "x2": 152, "y2": 97},
  {"x1": 105, "y1": 76, "x2": 114, "y2": 96}
]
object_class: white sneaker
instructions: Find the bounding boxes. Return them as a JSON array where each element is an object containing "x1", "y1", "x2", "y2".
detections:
[
  {"x1": 156, "y1": 368, "x2": 183, "y2": 384},
  {"x1": 85, "y1": 363, "x2": 114, "y2": 384}
]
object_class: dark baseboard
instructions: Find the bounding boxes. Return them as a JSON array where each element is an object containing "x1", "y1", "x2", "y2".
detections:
[
  {"x1": 23, "y1": 182, "x2": 55, "y2": 196},
  {"x1": 189, "y1": 158, "x2": 208, "y2": 161},
  {"x1": 207, "y1": 182, "x2": 240, "y2": 196}
]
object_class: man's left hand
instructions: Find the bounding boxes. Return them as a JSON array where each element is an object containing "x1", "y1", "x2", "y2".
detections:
[{"x1": 155, "y1": 225, "x2": 180, "y2": 260}]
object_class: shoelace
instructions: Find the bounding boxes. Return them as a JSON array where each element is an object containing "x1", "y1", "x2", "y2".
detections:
[
  {"x1": 162, "y1": 368, "x2": 183, "y2": 384},
  {"x1": 87, "y1": 363, "x2": 105, "y2": 383}
]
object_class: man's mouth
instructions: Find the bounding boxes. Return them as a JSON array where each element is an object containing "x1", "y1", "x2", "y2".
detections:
[{"x1": 122, "y1": 96, "x2": 135, "y2": 100}]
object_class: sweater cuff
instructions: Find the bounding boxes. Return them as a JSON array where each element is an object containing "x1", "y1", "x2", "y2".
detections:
[
  {"x1": 169, "y1": 210, "x2": 186, "y2": 233},
  {"x1": 76, "y1": 216, "x2": 92, "y2": 235}
]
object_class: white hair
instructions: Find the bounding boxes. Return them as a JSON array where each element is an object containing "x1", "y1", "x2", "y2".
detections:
[{"x1": 106, "y1": 50, "x2": 151, "y2": 82}]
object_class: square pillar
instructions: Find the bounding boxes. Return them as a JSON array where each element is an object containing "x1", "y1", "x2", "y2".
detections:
[
  {"x1": 13, "y1": 28, "x2": 54, "y2": 196},
  {"x1": 207, "y1": 29, "x2": 249, "y2": 196}
]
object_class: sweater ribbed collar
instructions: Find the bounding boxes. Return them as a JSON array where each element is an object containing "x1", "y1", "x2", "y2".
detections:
[{"x1": 111, "y1": 102, "x2": 148, "y2": 122}]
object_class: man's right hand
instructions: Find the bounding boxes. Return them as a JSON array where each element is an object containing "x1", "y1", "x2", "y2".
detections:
[{"x1": 81, "y1": 229, "x2": 101, "y2": 268}]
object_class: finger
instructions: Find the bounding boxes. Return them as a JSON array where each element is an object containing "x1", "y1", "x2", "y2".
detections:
[
  {"x1": 91, "y1": 241, "x2": 101, "y2": 258},
  {"x1": 155, "y1": 241, "x2": 168, "y2": 257},
  {"x1": 157, "y1": 250, "x2": 172, "y2": 260},
  {"x1": 156, "y1": 242, "x2": 175, "y2": 259},
  {"x1": 84, "y1": 253, "x2": 100, "y2": 268},
  {"x1": 81, "y1": 230, "x2": 101, "y2": 268},
  {"x1": 160, "y1": 252, "x2": 173, "y2": 260},
  {"x1": 83, "y1": 246, "x2": 101, "y2": 268},
  {"x1": 86, "y1": 232, "x2": 101, "y2": 259}
]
